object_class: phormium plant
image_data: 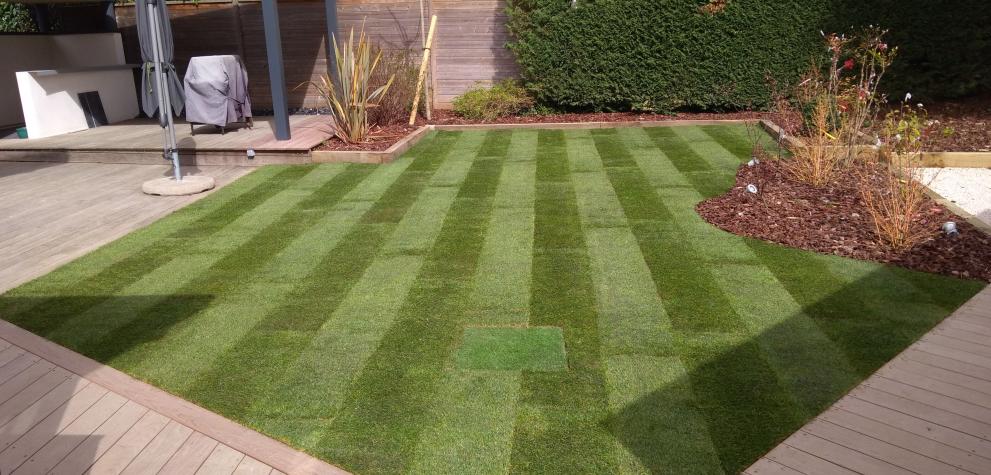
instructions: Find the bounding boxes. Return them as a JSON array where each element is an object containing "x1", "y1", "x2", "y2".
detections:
[{"x1": 308, "y1": 26, "x2": 394, "y2": 143}]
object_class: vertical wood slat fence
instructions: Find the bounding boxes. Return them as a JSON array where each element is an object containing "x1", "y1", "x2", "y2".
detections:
[{"x1": 114, "y1": 0, "x2": 518, "y2": 110}]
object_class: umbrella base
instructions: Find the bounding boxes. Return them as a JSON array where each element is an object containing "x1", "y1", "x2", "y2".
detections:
[{"x1": 142, "y1": 175, "x2": 215, "y2": 196}]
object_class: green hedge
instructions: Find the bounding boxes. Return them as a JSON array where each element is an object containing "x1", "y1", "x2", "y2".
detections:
[
  {"x1": 506, "y1": 0, "x2": 990, "y2": 112},
  {"x1": 0, "y1": 2, "x2": 36, "y2": 33},
  {"x1": 828, "y1": 0, "x2": 991, "y2": 100}
]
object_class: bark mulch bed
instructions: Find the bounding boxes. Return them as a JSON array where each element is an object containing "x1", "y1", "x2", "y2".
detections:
[
  {"x1": 313, "y1": 111, "x2": 771, "y2": 151},
  {"x1": 314, "y1": 123, "x2": 420, "y2": 152},
  {"x1": 697, "y1": 159, "x2": 991, "y2": 282},
  {"x1": 916, "y1": 93, "x2": 991, "y2": 152},
  {"x1": 427, "y1": 109, "x2": 771, "y2": 125}
]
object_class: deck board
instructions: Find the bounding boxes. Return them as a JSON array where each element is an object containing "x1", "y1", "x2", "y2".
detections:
[
  {"x1": 0, "y1": 162, "x2": 251, "y2": 293},
  {"x1": 0, "y1": 324, "x2": 343, "y2": 474},
  {"x1": 748, "y1": 286, "x2": 991, "y2": 474},
  {"x1": 0, "y1": 116, "x2": 332, "y2": 166}
]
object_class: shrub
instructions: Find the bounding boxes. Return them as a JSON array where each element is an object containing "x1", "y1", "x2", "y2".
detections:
[
  {"x1": 506, "y1": 0, "x2": 830, "y2": 112},
  {"x1": 369, "y1": 48, "x2": 420, "y2": 126},
  {"x1": 858, "y1": 100, "x2": 949, "y2": 251},
  {"x1": 828, "y1": 0, "x2": 991, "y2": 100},
  {"x1": 309, "y1": 27, "x2": 394, "y2": 143},
  {"x1": 506, "y1": 0, "x2": 991, "y2": 111},
  {"x1": 783, "y1": 29, "x2": 893, "y2": 187},
  {"x1": 0, "y1": 2, "x2": 35, "y2": 32},
  {"x1": 452, "y1": 80, "x2": 534, "y2": 121}
]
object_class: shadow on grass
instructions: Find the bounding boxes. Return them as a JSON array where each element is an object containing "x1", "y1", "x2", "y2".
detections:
[
  {"x1": 0, "y1": 294, "x2": 214, "y2": 364},
  {"x1": 606, "y1": 263, "x2": 982, "y2": 474}
]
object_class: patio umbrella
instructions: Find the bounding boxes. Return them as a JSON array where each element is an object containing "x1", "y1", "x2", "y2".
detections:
[{"x1": 136, "y1": 0, "x2": 184, "y2": 181}]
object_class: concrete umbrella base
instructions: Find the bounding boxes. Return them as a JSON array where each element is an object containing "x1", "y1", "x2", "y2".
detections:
[{"x1": 142, "y1": 175, "x2": 216, "y2": 196}]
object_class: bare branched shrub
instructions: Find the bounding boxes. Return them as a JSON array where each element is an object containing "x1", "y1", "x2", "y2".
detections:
[
  {"x1": 858, "y1": 101, "x2": 940, "y2": 251},
  {"x1": 783, "y1": 28, "x2": 896, "y2": 187},
  {"x1": 369, "y1": 48, "x2": 420, "y2": 126},
  {"x1": 782, "y1": 95, "x2": 844, "y2": 187}
]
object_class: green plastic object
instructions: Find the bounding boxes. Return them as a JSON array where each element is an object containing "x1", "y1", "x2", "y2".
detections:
[{"x1": 15, "y1": 127, "x2": 27, "y2": 139}]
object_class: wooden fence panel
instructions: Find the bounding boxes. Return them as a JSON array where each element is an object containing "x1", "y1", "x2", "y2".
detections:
[
  {"x1": 430, "y1": 0, "x2": 518, "y2": 107},
  {"x1": 114, "y1": 0, "x2": 517, "y2": 110}
]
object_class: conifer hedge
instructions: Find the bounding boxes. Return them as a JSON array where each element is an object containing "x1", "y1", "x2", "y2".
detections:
[{"x1": 505, "y1": 0, "x2": 990, "y2": 111}]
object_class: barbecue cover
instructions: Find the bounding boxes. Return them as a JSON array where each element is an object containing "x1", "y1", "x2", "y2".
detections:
[{"x1": 183, "y1": 55, "x2": 252, "y2": 128}]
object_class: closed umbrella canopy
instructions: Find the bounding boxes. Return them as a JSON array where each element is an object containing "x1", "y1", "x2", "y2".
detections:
[
  {"x1": 135, "y1": 0, "x2": 184, "y2": 121},
  {"x1": 135, "y1": 0, "x2": 183, "y2": 182}
]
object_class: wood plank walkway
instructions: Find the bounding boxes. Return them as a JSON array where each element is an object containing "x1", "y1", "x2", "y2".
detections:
[
  {"x1": 0, "y1": 116, "x2": 333, "y2": 166},
  {"x1": 0, "y1": 162, "x2": 251, "y2": 293},
  {"x1": 746, "y1": 286, "x2": 991, "y2": 475},
  {"x1": 0, "y1": 320, "x2": 345, "y2": 475}
]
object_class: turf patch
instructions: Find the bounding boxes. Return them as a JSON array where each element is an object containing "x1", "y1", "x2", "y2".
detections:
[{"x1": 456, "y1": 327, "x2": 567, "y2": 371}]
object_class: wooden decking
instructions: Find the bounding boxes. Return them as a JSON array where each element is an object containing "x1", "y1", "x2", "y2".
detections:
[
  {"x1": 747, "y1": 286, "x2": 991, "y2": 475},
  {"x1": 0, "y1": 320, "x2": 344, "y2": 474},
  {"x1": 0, "y1": 116, "x2": 333, "y2": 166},
  {"x1": 0, "y1": 162, "x2": 250, "y2": 293}
]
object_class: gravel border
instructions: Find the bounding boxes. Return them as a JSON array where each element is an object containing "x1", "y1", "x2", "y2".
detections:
[{"x1": 918, "y1": 168, "x2": 991, "y2": 227}]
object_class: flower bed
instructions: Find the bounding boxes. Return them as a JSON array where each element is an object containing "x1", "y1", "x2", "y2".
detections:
[{"x1": 697, "y1": 159, "x2": 991, "y2": 281}]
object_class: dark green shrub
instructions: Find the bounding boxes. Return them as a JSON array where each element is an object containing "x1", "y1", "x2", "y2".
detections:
[
  {"x1": 828, "y1": 0, "x2": 991, "y2": 100},
  {"x1": 0, "y1": 2, "x2": 36, "y2": 32},
  {"x1": 506, "y1": 0, "x2": 991, "y2": 112},
  {"x1": 452, "y1": 80, "x2": 535, "y2": 121}
]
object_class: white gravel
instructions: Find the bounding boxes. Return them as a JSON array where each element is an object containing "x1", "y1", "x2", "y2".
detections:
[{"x1": 917, "y1": 167, "x2": 991, "y2": 227}]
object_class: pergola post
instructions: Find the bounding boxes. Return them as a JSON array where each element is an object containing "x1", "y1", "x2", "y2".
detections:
[
  {"x1": 324, "y1": 0, "x2": 338, "y2": 86},
  {"x1": 261, "y1": 0, "x2": 290, "y2": 140}
]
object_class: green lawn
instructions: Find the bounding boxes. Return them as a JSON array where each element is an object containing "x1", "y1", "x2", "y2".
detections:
[{"x1": 0, "y1": 125, "x2": 983, "y2": 474}]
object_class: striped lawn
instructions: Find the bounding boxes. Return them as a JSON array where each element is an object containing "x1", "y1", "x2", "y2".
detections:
[{"x1": 0, "y1": 126, "x2": 984, "y2": 474}]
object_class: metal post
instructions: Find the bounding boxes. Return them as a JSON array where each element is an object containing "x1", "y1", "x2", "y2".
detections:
[
  {"x1": 148, "y1": 0, "x2": 182, "y2": 182},
  {"x1": 103, "y1": 0, "x2": 117, "y2": 31},
  {"x1": 324, "y1": 0, "x2": 338, "y2": 86},
  {"x1": 261, "y1": 0, "x2": 290, "y2": 141}
]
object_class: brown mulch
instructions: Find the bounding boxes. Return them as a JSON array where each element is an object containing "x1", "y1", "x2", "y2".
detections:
[
  {"x1": 696, "y1": 159, "x2": 991, "y2": 281},
  {"x1": 314, "y1": 111, "x2": 772, "y2": 151},
  {"x1": 917, "y1": 94, "x2": 991, "y2": 152},
  {"x1": 314, "y1": 123, "x2": 420, "y2": 152}
]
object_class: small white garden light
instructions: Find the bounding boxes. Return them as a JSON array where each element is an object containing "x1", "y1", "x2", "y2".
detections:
[
  {"x1": 746, "y1": 184, "x2": 758, "y2": 194},
  {"x1": 747, "y1": 158, "x2": 760, "y2": 167},
  {"x1": 942, "y1": 221, "x2": 959, "y2": 237}
]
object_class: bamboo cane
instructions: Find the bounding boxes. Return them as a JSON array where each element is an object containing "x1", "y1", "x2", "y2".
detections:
[{"x1": 409, "y1": 14, "x2": 437, "y2": 126}]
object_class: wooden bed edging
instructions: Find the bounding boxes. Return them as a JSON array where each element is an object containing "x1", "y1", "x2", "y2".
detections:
[
  {"x1": 922, "y1": 187, "x2": 991, "y2": 235},
  {"x1": 309, "y1": 119, "x2": 762, "y2": 164},
  {"x1": 310, "y1": 125, "x2": 433, "y2": 164},
  {"x1": 431, "y1": 118, "x2": 753, "y2": 131},
  {"x1": 758, "y1": 119, "x2": 991, "y2": 168},
  {"x1": 0, "y1": 319, "x2": 348, "y2": 475}
]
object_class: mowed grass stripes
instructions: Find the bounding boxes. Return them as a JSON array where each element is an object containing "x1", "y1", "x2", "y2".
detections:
[{"x1": 1, "y1": 125, "x2": 984, "y2": 474}]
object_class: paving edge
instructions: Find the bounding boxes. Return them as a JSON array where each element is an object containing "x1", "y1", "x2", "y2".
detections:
[{"x1": 0, "y1": 319, "x2": 348, "y2": 475}]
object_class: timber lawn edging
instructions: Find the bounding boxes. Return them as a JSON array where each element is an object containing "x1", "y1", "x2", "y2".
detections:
[
  {"x1": 758, "y1": 119, "x2": 991, "y2": 168},
  {"x1": 314, "y1": 119, "x2": 758, "y2": 164}
]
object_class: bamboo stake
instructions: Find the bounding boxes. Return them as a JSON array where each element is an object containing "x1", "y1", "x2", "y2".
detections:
[{"x1": 409, "y1": 14, "x2": 437, "y2": 126}]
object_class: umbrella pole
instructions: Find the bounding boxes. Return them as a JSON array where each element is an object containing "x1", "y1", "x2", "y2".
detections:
[{"x1": 148, "y1": 0, "x2": 182, "y2": 182}]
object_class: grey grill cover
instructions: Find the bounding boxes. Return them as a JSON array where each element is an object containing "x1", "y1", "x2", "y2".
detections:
[{"x1": 183, "y1": 55, "x2": 252, "y2": 128}]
